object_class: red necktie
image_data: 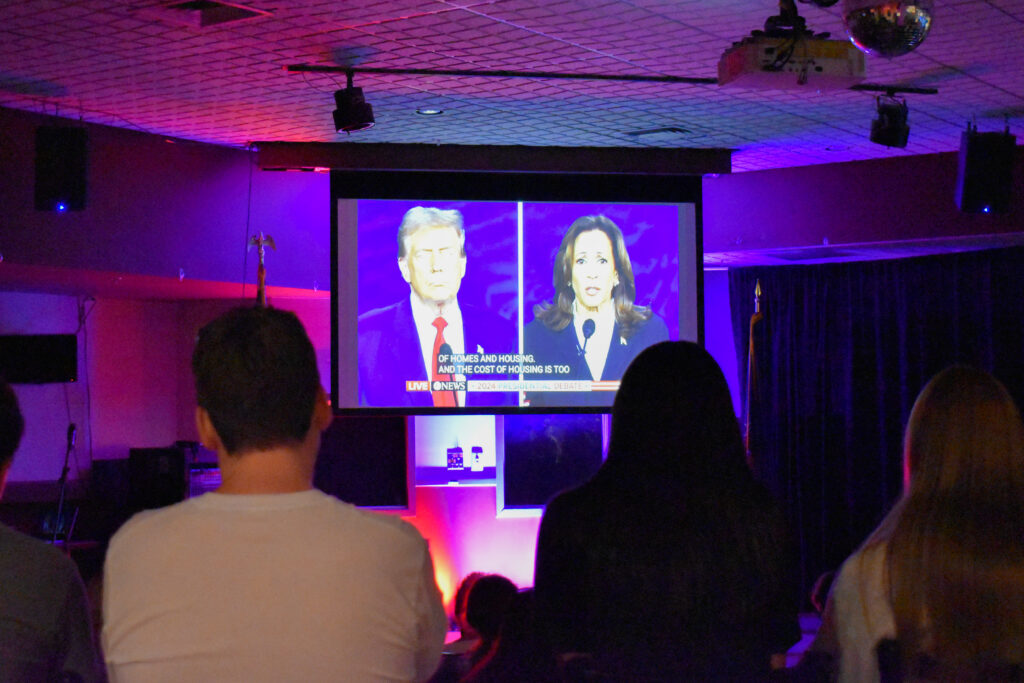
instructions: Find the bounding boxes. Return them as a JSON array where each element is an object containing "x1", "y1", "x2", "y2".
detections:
[{"x1": 431, "y1": 316, "x2": 456, "y2": 407}]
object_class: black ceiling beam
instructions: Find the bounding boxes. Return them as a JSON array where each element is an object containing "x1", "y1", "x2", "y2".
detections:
[
  {"x1": 254, "y1": 142, "x2": 732, "y2": 176},
  {"x1": 287, "y1": 64, "x2": 938, "y2": 95},
  {"x1": 850, "y1": 83, "x2": 939, "y2": 95},
  {"x1": 286, "y1": 64, "x2": 719, "y2": 86}
]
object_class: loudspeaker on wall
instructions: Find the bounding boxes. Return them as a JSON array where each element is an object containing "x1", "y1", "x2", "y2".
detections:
[
  {"x1": 34, "y1": 126, "x2": 88, "y2": 211},
  {"x1": 955, "y1": 125, "x2": 1017, "y2": 214},
  {"x1": 0, "y1": 334, "x2": 77, "y2": 384}
]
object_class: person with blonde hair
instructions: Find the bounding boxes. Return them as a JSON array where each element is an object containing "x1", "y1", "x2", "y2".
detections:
[{"x1": 809, "y1": 365, "x2": 1024, "y2": 681}]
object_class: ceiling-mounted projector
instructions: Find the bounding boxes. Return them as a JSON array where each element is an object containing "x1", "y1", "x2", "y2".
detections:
[{"x1": 718, "y1": 36, "x2": 866, "y2": 89}]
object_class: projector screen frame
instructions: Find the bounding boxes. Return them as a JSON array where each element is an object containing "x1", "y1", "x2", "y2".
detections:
[{"x1": 330, "y1": 169, "x2": 704, "y2": 416}]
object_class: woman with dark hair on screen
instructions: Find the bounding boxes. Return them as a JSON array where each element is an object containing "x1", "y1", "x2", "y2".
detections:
[
  {"x1": 524, "y1": 214, "x2": 669, "y2": 407},
  {"x1": 807, "y1": 366, "x2": 1024, "y2": 681},
  {"x1": 533, "y1": 341, "x2": 800, "y2": 681}
]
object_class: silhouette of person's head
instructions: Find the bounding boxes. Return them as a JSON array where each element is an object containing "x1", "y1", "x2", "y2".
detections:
[
  {"x1": 0, "y1": 378, "x2": 25, "y2": 498},
  {"x1": 465, "y1": 574, "x2": 517, "y2": 646},
  {"x1": 192, "y1": 305, "x2": 322, "y2": 456},
  {"x1": 607, "y1": 341, "x2": 747, "y2": 488},
  {"x1": 454, "y1": 571, "x2": 485, "y2": 637},
  {"x1": 902, "y1": 364, "x2": 1024, "y2": 496}
]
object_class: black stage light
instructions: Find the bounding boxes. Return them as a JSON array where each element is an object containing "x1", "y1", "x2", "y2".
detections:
[
  {"x1": 870, "y1": 94, "x2": 909, "y2": 148},
  {"x1": 332, "y1": 71, "x2": 374, "y2": 133}
]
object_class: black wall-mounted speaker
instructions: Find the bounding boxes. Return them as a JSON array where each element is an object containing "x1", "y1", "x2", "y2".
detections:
[
  {"x1": 34, "y1": 126, "x2": 88, "y2": 211},
  {"x1": 955, "y1": 127, "x2": 1017, "y2": 214},
  {"x1": 0, "y1": 334, "x2": 77, "y2": 384}
]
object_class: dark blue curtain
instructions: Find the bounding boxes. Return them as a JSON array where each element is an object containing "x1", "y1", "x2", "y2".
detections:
[{"x1": 729, "y1": 246, "x2": 1024, "y2": 603}]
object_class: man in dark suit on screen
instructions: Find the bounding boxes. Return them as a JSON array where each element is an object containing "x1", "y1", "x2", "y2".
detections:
[{"x1": 358, "y1": 206, "x2": 513, "y2": 407}]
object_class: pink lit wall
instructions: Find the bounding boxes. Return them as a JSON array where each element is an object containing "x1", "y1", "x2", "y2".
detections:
[
  {"x1": 401, "y1": 486, "x2": 540, "y2": 606},
  {"x1": 89, "y1": 299, "x2": 183, "y2": 460}
]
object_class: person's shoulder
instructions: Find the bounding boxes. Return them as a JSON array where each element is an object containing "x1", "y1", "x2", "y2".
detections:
[
  {"x1": 0, "y1": 522, "x2": 80, "y2": 579},
  {"x1": 829, "y1": 541, "x2": 895, "y2": 650},
  {"x1": 540, "y1": 477, "x2": 595, "y2": 522},
  {"x1": 829, "y1": 541, "x2": 890, "y2": 622},
  {"x1": 461, "y1": 302, "x2": 505, "y2": 321},
  {"x1": 462, "y1": 303, "x2": 513, "y2": 333},
  {"x1": 319, "y1": 494, "x2": 429, "y2": 550},
  {"x1": 107, "y1": 499, "x2": 196, "y2": 550},
  {"x1": 636, "y1": 310, "x2": 669, "y2": 340},
  {"x1": 523, "y1": 314, "x2": 562, "y2": 342},
  {"x1": 837, "y1": 541, "x2": 887, "y2": 586},
  {"x1": 524, "y1": 314, "x2": 549, "y2": 331},
  {"x1": 537, "y1": 479, "x2": 606, "y2": 549},
  {"x1": 358, "y1": 299, "x2": 408, "y2": 324}
]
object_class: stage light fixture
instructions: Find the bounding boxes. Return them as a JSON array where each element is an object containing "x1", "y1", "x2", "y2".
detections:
[
  {"x1": 332, "y1": 71, "x2": 374, "y2": 133},
  {"x1": 870, "y1": 94, "x2": 909, "y2": 147}
]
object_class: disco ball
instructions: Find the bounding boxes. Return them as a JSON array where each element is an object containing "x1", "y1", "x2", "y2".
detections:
[{"x1": 842, "y1": 0, "x2": 934, "y2": 58}]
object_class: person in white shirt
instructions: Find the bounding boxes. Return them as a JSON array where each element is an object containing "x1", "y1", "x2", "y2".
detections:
[{"x1": 102, "y1": 305, "x2": 447, "y2": 682}]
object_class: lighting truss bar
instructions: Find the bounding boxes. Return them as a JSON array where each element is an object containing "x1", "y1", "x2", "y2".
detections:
[
  {"x1": 851, "y1": 83, "x2": 938, "y2": 95},
  {"x1": 286, "y1": 64, "x2": 719, "y2": 86},
  {"x1": 287, "y1": 64, "x2": 937, "y2": 95}
]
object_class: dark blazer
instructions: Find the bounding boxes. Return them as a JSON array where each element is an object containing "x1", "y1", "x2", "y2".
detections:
[
  {"x1": 523, "y1": 313, "x2": 669, "y2": 407},
  {"x1": 358, "y1": 298, "x2": 515, "y2": 407}
]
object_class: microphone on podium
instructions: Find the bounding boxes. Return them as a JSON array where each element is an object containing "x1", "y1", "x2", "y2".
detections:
[
  {"x1": 577, "y1": 318, "x2": 597, "y2": 380},
  {"x1": 581, "y1": 319, "x2": 596, "y2": 354}
]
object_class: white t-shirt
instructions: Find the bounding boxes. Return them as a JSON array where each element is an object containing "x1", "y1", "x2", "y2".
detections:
[
  {"x1": 812, "y1": 542, "x2": 896, "y2": 683},
  {"x1": 103, "y1": 489, "x2": 447, "y2": 682}
]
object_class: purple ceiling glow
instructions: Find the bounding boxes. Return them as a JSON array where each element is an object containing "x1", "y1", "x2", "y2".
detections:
[{"x1": 0, "y1": 0, "x2": 1020, "y2": 172}]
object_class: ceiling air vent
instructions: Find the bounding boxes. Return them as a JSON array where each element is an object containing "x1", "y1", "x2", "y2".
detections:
[{"x1": 151, "y1": 1, "x2": 271, "y2": 28}]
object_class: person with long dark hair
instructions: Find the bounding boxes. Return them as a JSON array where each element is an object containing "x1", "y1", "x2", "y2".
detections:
[
  {"x1": 524, "y1": 215, "x2": 668, "y2": 407},
  {"x1": 533, "y1": 341, "x2": 800, "y2": 680},
  {"x1": 809, "y1": 366, "x2": 1024, "y2": 681}
]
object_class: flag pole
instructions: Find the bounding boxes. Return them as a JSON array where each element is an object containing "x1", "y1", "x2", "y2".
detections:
[
  {"x1": 248, "y1": 232, "x2": 276, "y2": 307},
  {"x1": 744, "y1": 279, "x2": 763, "y2": 467}
]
